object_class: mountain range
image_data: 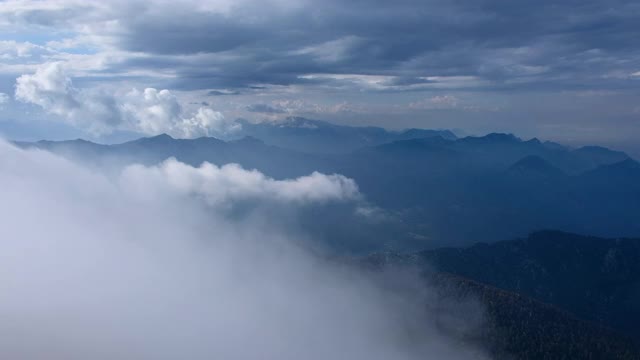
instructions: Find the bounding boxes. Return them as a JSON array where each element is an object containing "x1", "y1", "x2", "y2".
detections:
[
  {"x1": 17, "y1": 118, "x2": 639, "y2": 250},
  {"x1": 231, "y1": 117, "x2": 458, "y2": 154}
]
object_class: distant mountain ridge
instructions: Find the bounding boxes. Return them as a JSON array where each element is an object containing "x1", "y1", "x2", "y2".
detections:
[
  {"x1": 233, "y1": 117, "x2": 458, "y2": 153},
  {"x1": 15, "y1": 122, "x2": 640, "y2": 248}
]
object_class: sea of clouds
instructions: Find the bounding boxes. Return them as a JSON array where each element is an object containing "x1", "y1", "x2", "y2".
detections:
[{"x1": 0, "y1": 140, "x2": 488, "y2": 359}]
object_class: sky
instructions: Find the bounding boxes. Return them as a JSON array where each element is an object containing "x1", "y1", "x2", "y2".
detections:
[{"x1": 0, "y1": 0, "x2": 639, "y2": 154}]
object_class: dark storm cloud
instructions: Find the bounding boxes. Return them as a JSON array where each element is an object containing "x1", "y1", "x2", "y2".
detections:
[
  {"x1": 3, "y1": 0, "x2": 639, "y2": 157},
  {"x1": 98, "y1": 0, "x2": 639, "y2": 92}
]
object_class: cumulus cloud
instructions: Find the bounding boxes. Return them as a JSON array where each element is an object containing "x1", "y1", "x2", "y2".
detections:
[
  {"x1": 15, "y1": 62, "x2": 82, "y2": 116},
  {"x1": 121, "y1": 158, "x2": 360, "y2": 207},
  {"x1": 15, "y1": 62, "x2": 240, "y2": 138},
  {"x1": 120, "y1": 87, "x2": 240, "y2": 138},
  {"x1": 0, "y1": 140, "x2": 489, "y2": 360}
]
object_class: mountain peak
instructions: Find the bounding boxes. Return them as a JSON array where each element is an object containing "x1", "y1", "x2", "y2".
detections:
[
  {"x1": 149, "y1": 133, "x2": 174, "y2": 141},
  {"x1": 398, "y1": 128, "x2": 458, "y2": 141},
  {"x1": 485, "y1": 133, "x2": 519, "y2": 141},
  {"x1": 126, "y1": 133, "x2": 175, "y2": 145},
  {"x1": 575, "y1": 145, "x2": 614, "y2": 153},
  {"x1": 573, "y1": 145, "x2": 627, "y2": 156},
  {"x1": 461, "y1": 133, "x2": 520, "y2": 144}
]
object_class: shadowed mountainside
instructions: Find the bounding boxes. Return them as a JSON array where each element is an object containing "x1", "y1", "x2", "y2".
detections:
[
  {"x1": 432, "y1": 273, "x2": 640, "y2": 360},
  {"x1": 367, "y1": 231, "x2": 640, "y2": 342}
]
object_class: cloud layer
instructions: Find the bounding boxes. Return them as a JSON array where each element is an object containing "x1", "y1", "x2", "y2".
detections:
[
  {"x1": 1, "y1": 0, "x2": 639, "y2": 152},
  {"x1": 3, "y1": 0, "x2": 638, "y2": 91},
  {"x1": 0, "y1": 141, "x2": 488, "y2": 359},
  {"x1": 121, "y1": 158, "x2": 360, "y2": 206}
]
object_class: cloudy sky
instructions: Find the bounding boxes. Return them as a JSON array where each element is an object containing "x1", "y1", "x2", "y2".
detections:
[{"x1": 0, "y1": 0, "x2": 639, "y2": 154}]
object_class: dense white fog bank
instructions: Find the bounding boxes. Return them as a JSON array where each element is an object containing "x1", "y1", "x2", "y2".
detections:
[{"x1": 0, "y1": 141, "x2": 488, "y2": 360}]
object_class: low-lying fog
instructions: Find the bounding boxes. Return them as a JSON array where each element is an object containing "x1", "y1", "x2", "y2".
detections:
[{"x1": 0, "y1": 141, "x2": 488, "y2": 359}]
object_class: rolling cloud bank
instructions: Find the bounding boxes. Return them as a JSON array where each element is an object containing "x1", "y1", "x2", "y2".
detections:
[{"x1": 0, "y1": 141, "x2": 488, "y2": 359}]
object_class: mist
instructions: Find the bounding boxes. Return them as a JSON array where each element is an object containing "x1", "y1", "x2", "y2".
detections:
[{"x1": 0, "y1": 141, "x2": 488, "y2": 360}]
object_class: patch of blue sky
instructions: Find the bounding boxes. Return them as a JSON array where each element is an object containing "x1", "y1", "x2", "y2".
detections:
[{"x1": 0, "y1": 31, "x2": 69, "y2": 45}]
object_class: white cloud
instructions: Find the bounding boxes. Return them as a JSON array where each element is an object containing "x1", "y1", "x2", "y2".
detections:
[
  {"x1": 243, "y1": 99, "x2": 366, "y2": 120},
  {"x1": 181, "y1": 107, "x2": 240, "y2": 138},
  {"x1": 122, "y1": 88, "x2": 240, "y2": 138},
  {"x1": 0, "y1": 92, "x2": 8, "y2": 107},
  {"x1": 0, "y1": 140, "x2": 488, "y2": 359},
  {"x1": 299, "y1": 73, "x2": 395, "y2": 90},
  {"x1": 0, "y1": 40, "x2": 55, "y2": 62},
  {"x1": 14, "y1": 62, "x2": 240, "y2": 138},
  {"x1": 121, "y1": 87, "x2": 181, "y2": 134},
  {"x1": 121, "y1": 158, "x2": 360, "y2": 207},
  {"x1": 409, "y1": 95, "x2": 460, "y2": 110},
  {"x1": 15, "y1": 62, "x2": 78, "y2": 114},
  {"x1": 408, "y1": 95, "x2": 501, "y2": 112},
  {"x1": 15, "y1": 62, "x2": 120, "y2": 133}
]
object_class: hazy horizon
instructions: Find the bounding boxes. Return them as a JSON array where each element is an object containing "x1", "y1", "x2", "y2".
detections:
[
  {"x1": 1, "y1": 0, "x2": 639, "y2": 157},
  {"x1": 5, "y1": 118, "x2": 639, "y2": 160}
]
